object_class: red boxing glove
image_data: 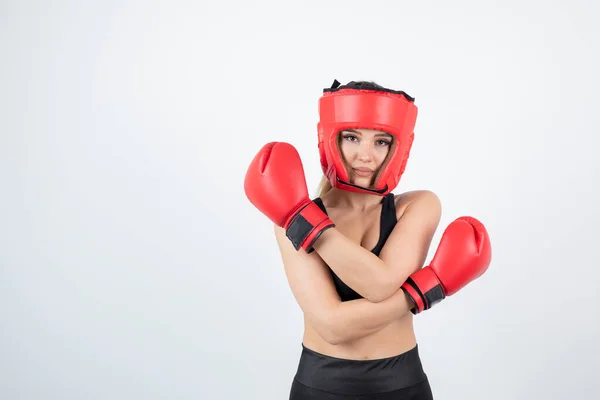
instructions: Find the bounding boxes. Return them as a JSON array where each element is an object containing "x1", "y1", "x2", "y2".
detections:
[
  {"x1": 244, "y1": 142, "x2": 335, "y2": 252},
  {"x1": 401, "y1": 216, "x2": 492, "y2": 314}
]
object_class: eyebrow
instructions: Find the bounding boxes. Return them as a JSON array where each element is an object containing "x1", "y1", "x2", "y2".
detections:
[{"x1": 344, "y1": 129, "x2": 392, "y2": 138}]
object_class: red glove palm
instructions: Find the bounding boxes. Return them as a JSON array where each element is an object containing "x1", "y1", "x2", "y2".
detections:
[
  {"x1": 401, "y1": 216, "x2": 492, "y2": 314},
  {"x1": 244, "y1": 142, "x2": 334, "y2": 252}
]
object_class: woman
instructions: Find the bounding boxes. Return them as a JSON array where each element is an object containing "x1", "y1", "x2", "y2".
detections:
[{"x1": 244, "y1": 80, "x2": 491, "y2": 399}]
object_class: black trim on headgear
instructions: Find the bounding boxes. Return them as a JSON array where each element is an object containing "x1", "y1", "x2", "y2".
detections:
[
  {"x1": 336, "y1": 177, "x2": 388, "y2": 195},
  {"x1": 324, "y1": 79, "x2": 415, "y2": 103}
]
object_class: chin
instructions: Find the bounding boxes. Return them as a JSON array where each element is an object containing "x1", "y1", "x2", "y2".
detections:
[{"x1": 351, "y1": 177, "x2": 374, "y2": 188}]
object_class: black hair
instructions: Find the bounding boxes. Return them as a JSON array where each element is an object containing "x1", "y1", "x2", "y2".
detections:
[{"x1": 323, "y1": 79, "x2": 414, "y2": 102}]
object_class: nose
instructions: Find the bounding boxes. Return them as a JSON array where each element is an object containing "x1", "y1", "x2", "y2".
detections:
[{"x1": 357, "y1": 142, "x2": 374, "y2": 162}]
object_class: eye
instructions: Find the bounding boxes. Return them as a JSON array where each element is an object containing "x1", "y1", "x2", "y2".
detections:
[
  {"x1": 376, "y1": 140, "x2": 391, "y2": 146},
  {"x1": 342, "y1": 134, "x2": 359, "y2": 142}
]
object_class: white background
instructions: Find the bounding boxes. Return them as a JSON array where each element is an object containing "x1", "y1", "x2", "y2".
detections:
[{"x1": 1, "y1": 1, "x2": 599, "y2": 399}]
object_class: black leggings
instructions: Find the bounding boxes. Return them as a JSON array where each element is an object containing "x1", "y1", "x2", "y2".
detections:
[{"x1": 289, "y1": 344, "x2": 434, "y2": 400}]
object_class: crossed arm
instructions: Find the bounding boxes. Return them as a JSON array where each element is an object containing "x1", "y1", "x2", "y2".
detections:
[
  {"x1": 312, "y1": 190, "x2": 442, "y2": 303},
  {"x1": 274, "y1": 190, "x2": 442, "y2": 345}
]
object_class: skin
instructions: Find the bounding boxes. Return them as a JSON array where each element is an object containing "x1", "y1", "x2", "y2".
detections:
[{"x1": 274, "y1": 128, "x2": 442, "y2": 360}]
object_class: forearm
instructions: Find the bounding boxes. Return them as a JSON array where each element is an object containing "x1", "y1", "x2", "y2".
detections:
[
  {"x1": 326, "y1": 288, "x2": 414, "y2": 345},
  {"x1": 312, "y1": 229, "x2": 397, "y2": 302}
]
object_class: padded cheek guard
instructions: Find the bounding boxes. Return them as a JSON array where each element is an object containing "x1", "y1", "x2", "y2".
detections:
[{"x1": 317, "y1": 80, "x2": 418, "y2": 196}]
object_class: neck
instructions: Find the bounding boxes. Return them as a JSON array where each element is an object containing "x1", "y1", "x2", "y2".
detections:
[{"x1": 325, "y1": 187, "x2": 384, "y2": 211}]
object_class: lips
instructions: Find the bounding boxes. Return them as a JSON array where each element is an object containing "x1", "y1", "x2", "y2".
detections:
[{"x1": 353, "y1": 168, "x2": 373, "y2": 177}]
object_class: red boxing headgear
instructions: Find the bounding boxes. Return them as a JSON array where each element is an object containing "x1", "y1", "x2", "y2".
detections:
[{"x1": 317, "y1": 80, "x2": 418, "y2": 196}]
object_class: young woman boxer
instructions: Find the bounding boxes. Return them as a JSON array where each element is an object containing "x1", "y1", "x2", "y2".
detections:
[{"x1": 244, "y1": 80, "x2": 492, "y2": 400}]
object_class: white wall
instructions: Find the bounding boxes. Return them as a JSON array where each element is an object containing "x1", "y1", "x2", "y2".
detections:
[{"x1": 1, "y1": 1, "x2": 598, "y2": 399}]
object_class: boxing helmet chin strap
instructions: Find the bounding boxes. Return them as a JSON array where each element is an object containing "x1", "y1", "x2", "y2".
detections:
[{"x1": 335, "y1": 177, "x2": 389, "y2": 195}]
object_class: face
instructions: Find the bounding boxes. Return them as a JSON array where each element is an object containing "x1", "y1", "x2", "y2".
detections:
[{"x1": 338, "y1": 128, "x2": 393, "y2": 188}]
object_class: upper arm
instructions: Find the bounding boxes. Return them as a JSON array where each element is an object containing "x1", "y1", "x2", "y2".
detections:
[
  {"x1": 379, "y1": 190, "x2": 442, "y2": 287},
  {"x1": 273, "y1": 224, "x2": 341, "y2": 342}
]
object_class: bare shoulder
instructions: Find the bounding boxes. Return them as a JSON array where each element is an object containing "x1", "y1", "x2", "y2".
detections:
[
  {"x1": 378, "y1": 191, "x2": 442, "y2": 282},
  {"x1": 394, "y1": 190, "x2": 442, "y2": 220}
]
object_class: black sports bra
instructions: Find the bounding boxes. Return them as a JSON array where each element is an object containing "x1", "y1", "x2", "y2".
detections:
[{"x1": 312, "y1": 193, "x2": 398, "y2": 302}]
